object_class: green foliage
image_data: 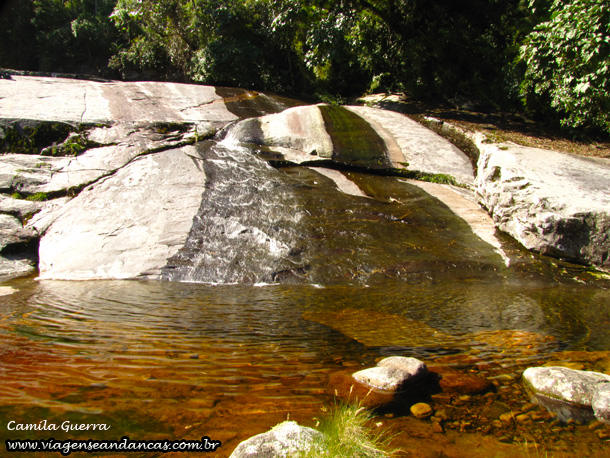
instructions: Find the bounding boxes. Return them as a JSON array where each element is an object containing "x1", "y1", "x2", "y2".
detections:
[
  {"x1": 25, "y1": 192, "x2": 49, "y2": 202},
  {"x1": 519, "y1": 0, "x2": 610, "y2": 134},
  {"x1": 292, "y1": 401, "x2": 398, "y2": 458},
  {"x1": 0, "y1": 0, "x2": 119, "y2": 74},
  {"x1": 0, "y1": 122, "x2": 73, "y2": 155},
  {"x1": 2, "y1": 0, "x2": 609, "y2": 138}
]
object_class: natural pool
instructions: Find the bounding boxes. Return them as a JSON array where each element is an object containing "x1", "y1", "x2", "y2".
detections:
[
  {"x1": 1, "y1": 95, "x2": 609, "y2": 457},
  {"x1": 1, "y1": 256, "x2": 609, "y2": 457}
]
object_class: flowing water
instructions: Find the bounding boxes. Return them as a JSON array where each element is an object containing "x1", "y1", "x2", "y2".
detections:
[{"x1": 1, "y1": 94, "x2": 610, "y2": 457}]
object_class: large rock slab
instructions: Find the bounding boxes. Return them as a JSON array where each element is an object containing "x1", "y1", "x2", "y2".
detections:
[
  {"x1": 229, "y1": 421, "x2": 323, "y2": 458},
  {"x1": 31, "y1": 146, "x2": 206, "y2": 280},
  {"x1": 347, "y1": 106, "x2": 474, "y2": 187},
  {"x1": 0, "y1": 76, "x2": 237, "y2": 125},
  {"x1": 226, "y1": 104, "x2": 474, "y2": 186},
  {"x1": 475, "y1": 140, "x2": 610, "y2": 269}
]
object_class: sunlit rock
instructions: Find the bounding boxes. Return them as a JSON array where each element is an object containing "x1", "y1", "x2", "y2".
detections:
[
  {"x1": 227, "y1": 105, "x2": 334, "y2": 159},
  {"x1": 411, "y1": 402, "x2": 434, "y2": 419},
  {"x1": 228, "y1": 421, "x2": 323, "y2": 458},
  {"x1": 353, "y1": 366, "x2": 413, "y2": 392},
  {"x1": 475, "y1": 141, "x2": 610, "y2": 269},
  {"x1": 377, "y1": 356, "x2": 428, "y2": 381},
  {"x1": 35, "y1": 146, "x2": 206, "y2": 280},
  {"x1": 523, "y1": 366, "x2": 610, "y2": 422}
]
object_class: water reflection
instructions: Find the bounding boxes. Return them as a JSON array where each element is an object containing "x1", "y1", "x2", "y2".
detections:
[{"x1": 0, "y1": 273, "x2": 608, "y2": 455}]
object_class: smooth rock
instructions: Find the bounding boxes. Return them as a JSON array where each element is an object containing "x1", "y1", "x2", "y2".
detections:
[
  {"x1": 228, "y1": 105, "x2": 334, "y2": 159},
  {"x1": 410, "y1": 402, "x2": 433, "y2": 419},
  {"x1": 523, "y1": 366, "x2": 610, "y2": 422},
  {"x1": 592, "y1": 384, "x2": 610, "y2": 424},
  {"x1": 0, "y1": 76, "x2": 238, "y2": 124},
  {"x1": 33, "y1": 146, "x2": 206, "y2": 280},
  {"x1": 327, "y1": 370, "x2": 397, "y2": 409},
  {"x1": 352, "y1": 366, "x2": 411, "y2": 392},
  {"x1": 499, "y1": 412, "x2": 515, "y2": 425},
  {"x1": 347, "y1": 106, "x2": 474, "y2": 187},
  {"x1": 376, "y1": 356, "x2": 428, "y2": 383},
  {"x1": 523, "y1": 366, "x2": 610, "y2": 407},
  {"x1": 228, "y1": 421, "x2": 324, "y2": 458}
]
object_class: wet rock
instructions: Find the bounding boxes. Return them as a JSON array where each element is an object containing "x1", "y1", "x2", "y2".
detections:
[
  {"x1": 480, "y1": 401, "x2": 510, "y2": 420},
  {"x1": 228, "y1": 421, "x2": 324, "y2": 458},
  {"x1": 377, "y1": 356, "x2": 428, "y2": 382},
  {"x1": 353, "y1": 366, "x2": 412, "y2": 392},
  {"x1": 437, "y1": 372, "x2": 492, "y2": 395},
  {"x1": 592, "y1": 384, "x2": 610, "y2": 424},
  {"x1": 228, "y1": 105, "x2": 334, "y2": 160},
  {"x1": 410, "y1": 402, "x2": 433, "y2": 419},
  {"x1": 327, "y1": 370, "x2": 397, "y2": 409},
  {"x1": 523, "y1": 366, "x2": 610, "y2": 422},
  {"x1": 499, "y1": 412, "x2": 515, "y2": 425}
]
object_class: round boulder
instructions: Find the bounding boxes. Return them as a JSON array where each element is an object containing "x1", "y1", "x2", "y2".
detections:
[
  {"x1": 353, "y1": 366, "x2": 411, "y2": 392},
  {"x1": 523, "y1": 366, "x2": 610, "y2": 422},
  {"x1": 523, "y1": 366, "x2": 610, "y2": 408},
  {"x1": 377, "y1": 356, "x2": 428, "y2": 383},
  {"x1": 228, "y1": 421, "x2": 324, "y2": 458}
]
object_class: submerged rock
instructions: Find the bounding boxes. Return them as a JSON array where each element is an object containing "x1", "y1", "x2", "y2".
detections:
[
  {"x1": 228, "y1": 421, "x2": 323, "y2": 458},
  {"x1": 411, "y1": 402, "x2": 434, "y2": 419},
  {"x1": 523, "y1": 366, "x2": 610, "y2": 422},
  {"x1": 327, "y1": 370, "x2": 399, "y2": 409},
  {"x1": 436, "y1": 372, "x2": 492, "y2": 395},
  {"x1": 303, "y1": 308, "x2": 452, "y2": 347}
]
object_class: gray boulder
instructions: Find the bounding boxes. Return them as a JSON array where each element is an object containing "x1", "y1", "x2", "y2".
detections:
[
  {"x1": 352, "y1": 357, "x2": 428, "y2": 392},
  {"x1": 353, "y1": 366, "x2": 411, "y2": 392},
  {"x1": 523, "y1": 366, "x2": 610, "y2": 422},
  {"x1": 229, "y1": 421, "x2": 324, "y2": 458},
  {"x1": 376, "y1": 356, "x2": 428, "y2": 382}
]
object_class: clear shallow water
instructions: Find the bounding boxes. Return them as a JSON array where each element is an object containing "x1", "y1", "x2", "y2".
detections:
[{"x1": 0, "y1": 271, "x2": 609, "y2": 457}]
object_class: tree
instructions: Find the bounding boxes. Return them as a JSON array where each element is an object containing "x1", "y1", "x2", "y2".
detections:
[{"x1": 520, "y1": 0, "x2": 610, "y2": 134}]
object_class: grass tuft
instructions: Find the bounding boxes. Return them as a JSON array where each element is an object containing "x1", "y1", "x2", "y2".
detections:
[{"x1": 292, "y1": 401, "x2": 399, "y2": 458}]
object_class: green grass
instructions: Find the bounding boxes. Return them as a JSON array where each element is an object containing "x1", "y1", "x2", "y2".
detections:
[{"x1": 291, "y1": 401, "x2": 399, "y2": 458}]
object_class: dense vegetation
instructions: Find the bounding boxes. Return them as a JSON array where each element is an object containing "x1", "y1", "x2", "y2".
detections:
[{"x1": 1, "y1": 0, "x2": 609, "y2": 135}]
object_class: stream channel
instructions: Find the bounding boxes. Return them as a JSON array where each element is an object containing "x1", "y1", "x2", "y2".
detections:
[{"x1": 1, "y1": 93, "x2": 610, "y2": 457}]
